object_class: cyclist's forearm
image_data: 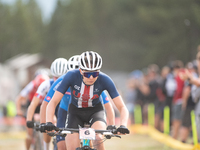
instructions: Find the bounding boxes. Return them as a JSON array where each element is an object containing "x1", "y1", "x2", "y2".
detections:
[
  {"x1": 104, "y1": 103, "x2": 115, "y2": 125},
  {"x1": 16, "y1": 95, "x2": 25, "y2": 113},
  {"x1": 26, "y1": 106, "x2": 35, "y2": 121},
  {"x1": 46, "y1": 101, "x2": 56, "y2": 123},
  {"x1": 119, "y1": 106, "x2": 129, "y2": 126},
  {"x1": 40, "y1": 101, "x2": 48, "y2": 123},
  {"x1": 26, "y1": 97, "x2": 40, "y2": 121},
  {"x1": 113, "y1": 96, "x2": 129, "y2": 126},
  {"x1": 46, "y1": 91, "x2": 63, "y2": 122}
]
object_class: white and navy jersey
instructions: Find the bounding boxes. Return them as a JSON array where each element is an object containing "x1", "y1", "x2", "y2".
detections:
[
  {"x1": 33, "y1": 79, "x2": 54, "y2": 105},
  {"x1": 57, "y1": 69, "x2": 119, "y2": 108}
]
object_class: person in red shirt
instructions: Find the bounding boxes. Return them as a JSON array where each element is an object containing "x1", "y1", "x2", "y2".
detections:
[{"x1": 171, "y1": 60, "x2": 185, "y2": 139}]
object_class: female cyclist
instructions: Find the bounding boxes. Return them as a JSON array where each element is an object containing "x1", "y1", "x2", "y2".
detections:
[{"x1": 46, "y1": 51, "x2": 129, "y2": 150}]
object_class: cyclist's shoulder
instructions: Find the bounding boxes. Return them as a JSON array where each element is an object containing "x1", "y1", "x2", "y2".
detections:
[
  {"x1": 67, "y1": 69, "x2": 80, "y2": 75},
  {"x1": 98, "y1": 71, "x2": 113, "y2": 82},
  {"x1": 63, "y1": 69, "x2": 81, "y2": 80}
]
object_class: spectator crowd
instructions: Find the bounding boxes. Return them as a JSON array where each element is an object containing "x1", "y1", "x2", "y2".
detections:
[{"x1": 125, "y1": 46, "x2": 200, "y2": 144}]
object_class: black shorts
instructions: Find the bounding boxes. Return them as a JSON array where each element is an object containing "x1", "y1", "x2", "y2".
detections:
[{"x1": 66, "y1": 102, "x2": 106, "y2": 129}]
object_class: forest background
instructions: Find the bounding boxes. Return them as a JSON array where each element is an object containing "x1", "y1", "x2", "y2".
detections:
[{"x1": 1, "y1": 0, "x2": 200, "y2": 72}]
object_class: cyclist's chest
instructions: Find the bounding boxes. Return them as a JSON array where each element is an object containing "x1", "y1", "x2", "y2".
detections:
[{"x1": 71, "y1": 81, "x2": 103, "y2": 101}]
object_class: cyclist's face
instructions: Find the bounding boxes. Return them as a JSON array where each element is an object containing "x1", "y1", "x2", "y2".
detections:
[{"x1": 80, "y1": 69, "x2": 99, "y2": 85}]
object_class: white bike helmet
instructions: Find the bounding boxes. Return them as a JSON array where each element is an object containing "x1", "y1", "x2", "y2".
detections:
[
  {"x1": 50, "y1": 58, "x2": 68, "y2": 77},
  {"x1": 79, "y1": 51, "x2": 102, "y2": 71},
  {"x1": 67, "y1": 55, "x2": 80, "y2": 71}
]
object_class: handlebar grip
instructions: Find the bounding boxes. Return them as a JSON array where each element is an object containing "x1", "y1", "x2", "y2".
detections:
[{"x1": 47, "y1": 132, "x2": 56, "y2": 137}]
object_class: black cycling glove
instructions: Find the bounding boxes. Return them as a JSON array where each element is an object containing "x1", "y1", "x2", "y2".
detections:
[
  {"x1": 106, "y1": 125, "x2": 117, "y2": 139},
  {"x1": 39, "y1": 123, "x2": 46, "y2": 133},
  {"x1": 107, "y1": 125, "x2": 117, "y2": 134},
  {"x1": 26, "y1": 121, "x2": 34, "y2": 128},
  {"x1": 117, "y1": 125, "x2": 130, "y2": 134},
  {"x1": 45, "y1": 122, "x2": 56, "y2": 131}
]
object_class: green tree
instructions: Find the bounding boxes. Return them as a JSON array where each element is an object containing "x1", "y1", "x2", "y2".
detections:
[
  {"x1": 0, "y1": 0, "x2": 44, "y2": 62},
  {"x1": 1, "y1": 0, "x2": 200, "y2": 72}
]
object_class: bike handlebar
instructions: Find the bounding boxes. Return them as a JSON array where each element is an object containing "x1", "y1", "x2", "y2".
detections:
[{"x1": 48, "y1": 127, "x2": 121, "y2": 139}]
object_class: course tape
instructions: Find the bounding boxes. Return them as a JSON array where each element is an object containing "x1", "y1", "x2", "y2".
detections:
[{"x1": 129, "y1": 124, "x2": 200, "y2": 150}]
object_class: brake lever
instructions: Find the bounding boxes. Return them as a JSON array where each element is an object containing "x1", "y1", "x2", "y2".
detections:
[{"x1": 114, "y1": 135, "x2": 121, "y2": 138}]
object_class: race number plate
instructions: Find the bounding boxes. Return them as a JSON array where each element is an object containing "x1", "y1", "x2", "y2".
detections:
[{"x1": 79, "y1": 128, "x2": 95, "y2": 140}]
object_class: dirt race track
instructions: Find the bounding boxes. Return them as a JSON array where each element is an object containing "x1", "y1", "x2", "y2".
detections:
[{"x1": 0, "y1": 127, "x2": 175, "y2": 150}]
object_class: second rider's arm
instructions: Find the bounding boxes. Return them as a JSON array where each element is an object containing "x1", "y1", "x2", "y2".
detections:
[
  {"x1": 46, "y1": 91, "x2": 64, "y2": 123},
  {"x1": 104, "y1": 102, "x2": 115, "y2": 125}
]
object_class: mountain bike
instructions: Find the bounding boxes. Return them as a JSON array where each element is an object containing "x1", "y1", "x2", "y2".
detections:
[{"x1": 47, "y1": 125, "x2": 121, "y2": 150}]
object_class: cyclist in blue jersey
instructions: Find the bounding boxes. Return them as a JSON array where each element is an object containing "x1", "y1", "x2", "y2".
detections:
[
  {"x1": 46, "y1": 51, "x2": 129, "y2": 150},
  {"x1": 41, "y1": 55, "x2": 79, "y2": 150},
  {"x1": 43, "y1": 55, "x2": 115, "y2": 150},
  {"x1": 26, "y1": 58, "x2": 68, "y2": 150}
]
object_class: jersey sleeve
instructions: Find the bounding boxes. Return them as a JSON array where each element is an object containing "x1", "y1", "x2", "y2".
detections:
[
  {"x1": 101, "y1": 74, "x2": 119, "y2": 99},
  {"x1": 20, "y1": 81, "x2": 34, "y2": 97},
  {"x1": 34, "y1": 80, "x2": 51, "y2": 100},
  {"x1": 44, "y1": 77, "x2": 63, "y2": 103},
  {"x1": 100, "y1": 91, "x2": 110, "y2": 104},
  {"x1": 57, "y1": 71, "x2": 73, "y2": 94}
]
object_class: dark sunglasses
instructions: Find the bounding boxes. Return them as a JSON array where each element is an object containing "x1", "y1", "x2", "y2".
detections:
[{"x1": 83, "y1": 71, "x2": 99, "y2": 78}]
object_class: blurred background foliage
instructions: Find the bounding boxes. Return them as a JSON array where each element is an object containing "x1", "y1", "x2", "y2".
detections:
[{"x1": 1, "y1": 0, "x2": 200, "y2": 72}]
